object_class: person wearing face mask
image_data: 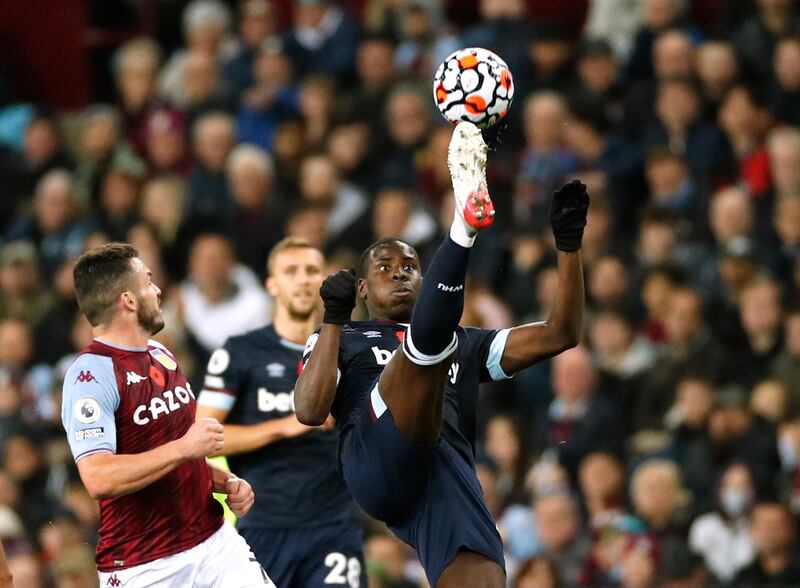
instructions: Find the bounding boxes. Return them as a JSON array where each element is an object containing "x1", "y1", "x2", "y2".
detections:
[{"x1": 688, "y1": 463, "x2": 756, "y2": 584}]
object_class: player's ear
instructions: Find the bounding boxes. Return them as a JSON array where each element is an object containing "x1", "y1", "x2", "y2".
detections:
[
  {"x1": 266, "y1": 277, "x2": 278, "y2": 297},
  {"x1": 357, "y1": 277, "x2": 367, "y2": 301},
  {"x1": 120, "y1": 290, "x2": 137, "y2": 313}
]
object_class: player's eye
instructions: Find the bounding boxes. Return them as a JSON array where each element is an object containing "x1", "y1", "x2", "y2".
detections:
[
  {"x1": 403, "y1": 264, "x2": 415, "y2": 272},
  {"x1": 378, "y1": 264, "x2": 389, "y2": 271}
]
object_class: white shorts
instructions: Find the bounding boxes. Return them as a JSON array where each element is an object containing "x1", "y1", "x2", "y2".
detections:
[{"x1": 97, "y1": 522, "x2": 274, "y2": 587}]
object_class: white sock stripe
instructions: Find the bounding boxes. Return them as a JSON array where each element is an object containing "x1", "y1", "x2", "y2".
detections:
[
  {"x1": 370, "y1": 384, "x2": 387, "y2": 419},
  {"x1": 403, "y1": 325, "x2": 459, "y2": 366}
]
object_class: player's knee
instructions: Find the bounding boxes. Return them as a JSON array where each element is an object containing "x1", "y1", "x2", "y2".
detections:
[{"x1": 402, "y1": 327, "x2": 458, "y2": 367}]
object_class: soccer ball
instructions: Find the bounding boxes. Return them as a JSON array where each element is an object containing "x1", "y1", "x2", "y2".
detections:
[{"x1": 433, "y1": 47, "x2": 514, "y2": 129}]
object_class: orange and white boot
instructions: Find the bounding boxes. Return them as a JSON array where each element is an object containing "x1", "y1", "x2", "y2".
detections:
[{"x1": 447, "y1": 122, "x2": 495, "y2": 239}]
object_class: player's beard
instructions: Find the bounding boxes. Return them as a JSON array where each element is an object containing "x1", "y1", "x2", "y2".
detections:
[
  {"x1": 136, "y1": 295, "x2": 165, "y2": 336},
  {"x1": 285, "y1": 293, "x2": 317, "y2": 322}
]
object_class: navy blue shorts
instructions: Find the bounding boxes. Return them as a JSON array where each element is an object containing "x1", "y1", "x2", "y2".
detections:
[
  {"x1": 240, "y1": 519, "x2": 366, "y2": 588},
  {"x1": 341, "y1": 385, "x2": 505, "y2": 587}
]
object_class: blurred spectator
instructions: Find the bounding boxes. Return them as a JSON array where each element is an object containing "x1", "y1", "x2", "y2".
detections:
[
  {"x1": 688, "y1": 462, "x2": 756, "y2": 583},
  {"x1": 139, "y1": 175, "x2": 189, "y2": 278},
  {"x1": 534, "y1": 346, "x2": 623, "y2": 479},
  {"x1": 733, "y1": 501, "x2": 800, "y2": 585},
  {"x1": 515, "y1": 91, "x2": 578, "y2": 230},
  {"x1": 630, "y1": 459, "x2": 692, "y2": 575},
  {"x1": 696, "y1": 40, "x2": 740, "y2": 119},
  {"x1": 298, "y1": 74, "x2": 336, "y2": 149},
  {"x1": 718, "y1": 84, "x2": 773, "y2": 197},
  {"x1": 532, "y1": 493, "x2": 590, "y2": 585},
  {"x1": 0, "y1": 112, "x2": 72, "y2": 232},
  {"x1": 772, "y1": 309, "x2": 800, "y2": 399},
  {"x1": 483, "y1": 414, "x2": 529, "y2": 509},
  {"x1": 181, "y1": 49, "x2": 236, "y2": 126},
  {"x1": 143, "y1": 108, "x2": 190, "y2": 177},
  {"x1": 236, "y1": 39, "x2": 299, "y2": 150},
  {"x1": 0, "y1": 242, "x2": 55, "y2": 331},
  {"x1": 583, "y1": 0, "x2": 642, "y2": 60},
  {"x1": 578, "y1": 451, "x2": 626, "y2": 524},
  {"x1": 4, "y1": 170, "x2": 91, "y2": 281},
  {"x1": 628, "y1": 0, "x2": 699, "y2": 81},
  {"x1": 51, "y1": 544, "x2": 98, "y2": 588},
  {"x1": 187, "y1": 111, "x2": 236, "y2": 226},
  {"x1": 327, "y1": 119, "x2": 373, "y2": 192},
  {"x1": 282, "y1": 0, "x2": 360, "y2": 79},
  {"x1": 72, "y1": 105, "x2": 143, "y2": 206},
  {"x1": 95, "y1": 160, "x2": 144, "y2": 242},
  {"x1": 769, "y1": 36, "x2": 800, "y2": 125},
  {"x1": 223, "y1": 0, "x2": 280, "y2": 95},
  {"x1": 113, "y1": 38, "x2": 164, "y2": 156},
  {"x1": 344, "y1": 34, "x2": 398, "y2": 130},
  {"x1": 644, "y1": 150, "x2": 700, "y2": 225},
  {"x1": 733, "y1": 0, "x2": 800, "y2": 82},
  {"x1": 175, "y1": 232, "x2": 270, "y2": 376},
  {"x1": 707, "y1": 385, "x2": 780, "y2": 495},
  {"x1": 459, "y1": 0, "x2": 530, "y2": 84},
  {"x1": 767, "y1": 125, "x2": 800, "y2": 201},
  {"x1": 587, "y1": 254, "x2": 631, "y2": 311},
  {"x1": 365, "y1": 532, "x2": 418, "y2": 588},
  {"x1": 299, "y1": 152, "x2": 369, "y2": 252},
  {"x1": 159, "y1": 0, "x2": 235, "y2": 107},
  {"x1": 642, "y1": 78, "x2": 733, "y2": 183},
  {"x1": 573, "y1": 39, "x2": 628, "y2": 132},
  {"x1": 376, "y1": 83, "x2": 433, "y2": 190},
  {"x1": 664, "y1": 377, "x2": 716, "y2": 499},
  {"x1": 750, "y1": 378, "x2": 790, "y2": 424},
  {"x1": 226, "y1": 143, "x2": 284, "y2": 275},
  {"x1": 370, "y1": 189, "x2": 436, "y2": 250},
  {"x1": 735, "y1": 276, "x2": 784, "y2": 385}
]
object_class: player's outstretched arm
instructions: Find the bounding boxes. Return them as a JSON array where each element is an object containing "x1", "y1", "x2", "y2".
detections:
[
  {"x1": 500, "y1": 180, "x2": 589, "y2": 374},
  {"x1": 76, "y1": 418, "x2": 224, "y2": 499},
  {"x1": 295, "y1": 268, "x2": 356, "y2": 425},
  {"x1": 197, "y1": 405, "x2": 330, "y2": 455}
]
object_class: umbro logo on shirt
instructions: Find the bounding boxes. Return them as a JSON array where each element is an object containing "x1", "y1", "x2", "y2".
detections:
[
  {"x1": 74, "y1": 370, "x2": 97, "y2": 384},
  {"x1": 266, "y1": 363, "x2": 286, "y2": 377},
  {"x1": 363, "y1": 331, "x2": 382, "y2": 338},
  {"x1": 126, "y1": 371, "x2": 148, "y2": 385}
]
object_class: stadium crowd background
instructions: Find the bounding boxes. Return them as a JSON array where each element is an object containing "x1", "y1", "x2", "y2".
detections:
[{"x1": 0, "y1": 0, "x2": 799, "y2": 586}]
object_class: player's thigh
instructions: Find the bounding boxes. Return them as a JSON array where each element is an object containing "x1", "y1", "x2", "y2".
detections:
[
  {"x1": 378, "y1": 348, "x2": 453, "y2": 441},
  {"x1": 198, "y1": 523, "x2": 276, "y2": 587},
  {"x1": 97, "y1": 551, "x2": 195, "y2": 587}
]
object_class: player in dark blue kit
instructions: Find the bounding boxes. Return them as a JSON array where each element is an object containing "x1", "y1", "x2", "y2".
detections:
[
  {"x1": 197, "y1": 237, "x2": 366, "y2": 588},
  {"x1": 295, "y1": 122, "x2": 589, "y2": 588}
]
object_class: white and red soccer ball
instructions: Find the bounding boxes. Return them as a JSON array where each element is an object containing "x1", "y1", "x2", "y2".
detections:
[{"x1": 433, "y1": 47, "x2": 514, "y2": 129}]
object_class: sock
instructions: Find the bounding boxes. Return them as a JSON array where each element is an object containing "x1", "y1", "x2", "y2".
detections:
[
  {"x1": 449, "y1": 213, "x2": 476, "y2": 248},
  {"x1": 405, "y1": 235, "x2": 470, "y2": 362}
]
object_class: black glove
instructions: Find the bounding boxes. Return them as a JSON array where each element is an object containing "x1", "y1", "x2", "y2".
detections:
[
  {"x1": 549, "y1": 179, "x2": 590, "y2": 252},
  {"x1": 320, "y1": 268, "x2": 357, "y2": 324}
]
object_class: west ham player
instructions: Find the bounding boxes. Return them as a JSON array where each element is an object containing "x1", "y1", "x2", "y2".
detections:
[
  {"x1": 296, "y1": 122, "x2": 589, "y2": 588},
  {"x1": 197, "y1": 237, "x2": 366, "y2": 588},
  {"x1": 62, "y1": 243, "x2": 274, "y2": 587}
]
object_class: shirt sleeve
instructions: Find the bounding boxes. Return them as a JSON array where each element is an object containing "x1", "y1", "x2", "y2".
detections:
[
  {"x1": 301, "y1": 328, "x2": 342, "y2": 384},
  {"x1": 466, "y1": 327, "x2": 514, "y2": 383},
  {"x1": 61, "y1": 354, "x2": 120, "y2": 462},
  {"x1": 197, "y1": 342, "x2": 243, "y2": 412}
]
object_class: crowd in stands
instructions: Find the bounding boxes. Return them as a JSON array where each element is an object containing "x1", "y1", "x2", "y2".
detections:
[{"x1": 1, "y1": 0, "x2": 800, "y2": 585}]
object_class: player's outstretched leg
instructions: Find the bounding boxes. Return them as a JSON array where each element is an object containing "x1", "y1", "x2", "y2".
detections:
[{"x1": 379, "y1": 122, "x2": 493, "y2": 444}]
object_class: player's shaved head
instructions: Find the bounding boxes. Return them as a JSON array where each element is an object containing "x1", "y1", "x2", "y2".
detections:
[
  {"x1": 357, "y1": 237, "x2": 417, "y2": 280},
  {"x1": 73, "y1": 243, "x2": 139, "y2": 326}
]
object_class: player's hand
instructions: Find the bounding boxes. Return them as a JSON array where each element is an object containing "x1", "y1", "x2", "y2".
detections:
[
  {"x1": 178, "y1": 417, "x2": 224, "y2": 460},
  {"x1": 549, "y1": 179, "x2": 590, "y2": 252},
  {"x1": 320, "y1": 267, "x2": 357, "y2": 325},
  {"x1": 225, "y1": 476, "x2": 255, "y2": 517}
]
